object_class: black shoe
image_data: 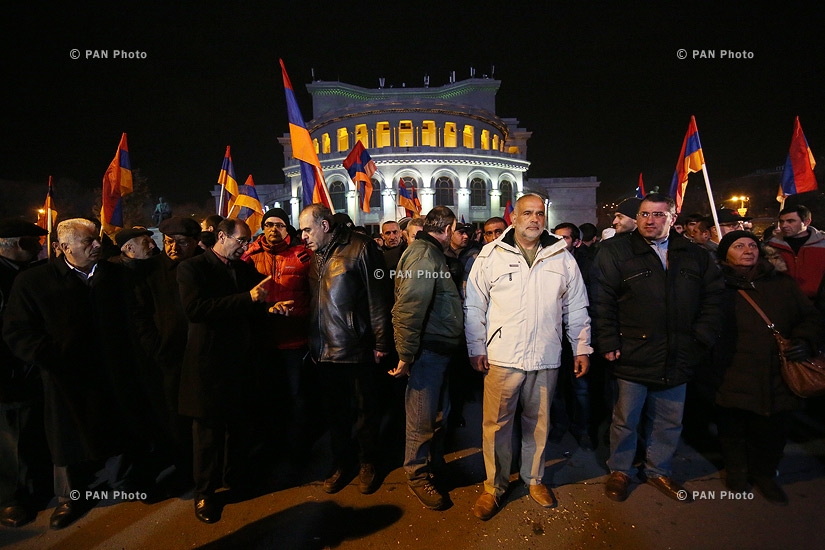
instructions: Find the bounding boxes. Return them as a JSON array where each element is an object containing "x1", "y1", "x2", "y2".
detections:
[
  {"x1": 50, "y1": 501, "x2": 89, "y2": 530},
  {"x1": 0, "y1": 505, "x2": 36, "y2": 528},
  {"x1": 605, "y1": 471, "x2": 631, "y2": 502},
  {"x1": 358, "y1": 463, "x2": 379, "y2": 495},
  {"x1": 646, "y1": 475, "x2": 693, "y2": 503},
  {"x1": 323, "y1": 467, "x2": 349, "y2": 494},
  {"x1": 194, "y1": 495, "x2": 221, "y2": 523},
  {"x1": 750, "y1": 476, "x2": 788, "y2": 505}
]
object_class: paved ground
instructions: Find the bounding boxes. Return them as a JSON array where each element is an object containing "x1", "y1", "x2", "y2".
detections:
[{"x1": 1, "y1": 398, "x2": 824, "y2": 550}]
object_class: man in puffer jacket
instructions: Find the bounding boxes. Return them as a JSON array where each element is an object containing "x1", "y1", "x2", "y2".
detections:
[{"x1": 465, "y1": 194, "x2": 592, "y2": 520}]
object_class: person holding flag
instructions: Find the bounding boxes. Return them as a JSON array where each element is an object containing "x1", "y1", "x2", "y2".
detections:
[
  {"x1": 343, "y1": 141, "x2": 377, "y2": 214},
  {"x1": 101, "y1": 133, "x2": 133, "y2": 236}
]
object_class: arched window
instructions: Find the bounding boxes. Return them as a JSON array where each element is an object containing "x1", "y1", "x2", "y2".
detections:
[
  {"x1": 470, "y1": 178, "x2": 487, "y2": 207},
  {"x1": 435, "y1": 176, "x2": 454, "y2": 206},
  {"x1": 500, "y1": 180, "x2": 513, "y2": 207},
  {"x1": 370, "y1": 178, "x2": 381, "y2": 209},
  {"x1": 329, "y1": 180, "x2": 347, "y2": 212}
]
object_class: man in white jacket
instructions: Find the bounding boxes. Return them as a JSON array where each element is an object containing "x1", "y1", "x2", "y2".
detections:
[{"x1": 465, "y1": 194, "x2": 592, "y2": 521}]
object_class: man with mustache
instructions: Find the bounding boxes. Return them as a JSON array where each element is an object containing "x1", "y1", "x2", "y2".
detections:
[{"x1": 465, "y1": 194, "x2": 592, "y2": 520}]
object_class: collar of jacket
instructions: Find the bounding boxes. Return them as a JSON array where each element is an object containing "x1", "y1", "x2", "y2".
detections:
[
  {"x1": 628, "y1": 228, "x2": 689, "y2": 255},
  {"x1": 317, "y1": 224, "x2": 353, "y2": 265},
  {"x1": 416, "y1": 231, "x2": 447, "y2": 254},
  {"x1": 493, "y1": 226, "x2": 566, "y2": 257}
]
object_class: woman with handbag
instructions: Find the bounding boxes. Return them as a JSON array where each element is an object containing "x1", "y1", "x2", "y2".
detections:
[{"x1": 712, "y1": 231, "x2": 824, "y2": 504}]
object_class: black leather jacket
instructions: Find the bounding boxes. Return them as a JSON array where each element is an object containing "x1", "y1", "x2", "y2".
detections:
[
  {"x1": 307, "y1": 225, "x2": 393, "y2": 363},
  {"x1": 589, "y1": 229, "x2": 725, "y2": 387}
]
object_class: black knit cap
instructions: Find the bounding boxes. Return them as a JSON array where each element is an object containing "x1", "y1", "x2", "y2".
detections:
[
  {"x1": 716, "y1": 230, "x2": 759, "y2": 262},
  {"x1": 261, "y1": 208, "x2": 290, "y2": 229}
]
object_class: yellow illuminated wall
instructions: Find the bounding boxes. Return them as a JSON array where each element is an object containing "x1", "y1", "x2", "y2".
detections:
[
  {"x1": 444, "y1": 123, "x2": 457, "y2": 148},
  {"x1": 376, "y1": 122, "x2": 391, "y2": 148},
  {"x1": 337, "y1": 128, "x2": 349, "y2": 152},
  {"x1": 463, "y1": 125, "x2": 475, "y2": 148}
]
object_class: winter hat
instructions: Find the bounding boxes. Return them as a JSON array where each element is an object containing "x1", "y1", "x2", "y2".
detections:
[{"x1": 716, "y1": 230, "x2": 759, "y2": 262}]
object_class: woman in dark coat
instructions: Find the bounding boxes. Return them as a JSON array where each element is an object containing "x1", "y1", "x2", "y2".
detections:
[{"x1": 712, "y1": 231, "x2": 824, "y2": 504}]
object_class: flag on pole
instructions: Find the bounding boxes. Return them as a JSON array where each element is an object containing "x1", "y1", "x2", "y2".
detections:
[
  {"x1": 778, "y1": 116, "x2": 817, "y2": 202},
  {"x1": 227, "y1": 175, "x2": 264, "y2": 231},
  {"x1": 398, "y1": 178, "x2": 421, "y2": 216},
  {"x1": 669, "y1": 116, "x2": 705, "y2": 213},
  {"x1": 636, "y1": 173, "x2": 646, "y2": 199},
  {"x1": 343, "y1": 141, "x2": 377, "y2": 213},
  {"x1": 101, "y1": 132, "x2": 133, "y2": 232},
  {"x1": 37, "y1": 176, "x2": 58, "y2": 232},
  {"x1": 503, "y1": 200, "x2": 514, "y2": 225},
  {"x1": 280, "y1": 59, "x2": 333, "y2": 210},
  {"x1": 461, "y1": 214, "x2": 466, "y2": 223},
  {"x1": 218, "y1": 146, "x2": 239, "y2": 197}
]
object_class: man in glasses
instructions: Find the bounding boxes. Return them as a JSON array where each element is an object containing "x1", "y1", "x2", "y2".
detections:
[
  {"x1": 709, "y1": 208, "x2": 750, "y2": 244},
  {"x1": 590, "y1": 193, "x2": 724, "y2": 504},
  {"x1": 176, "y1": 219, "x2": 271, "y2": 524},
  {"x1": 242, "y1": 208, "x2": 312, "y2": 462}
]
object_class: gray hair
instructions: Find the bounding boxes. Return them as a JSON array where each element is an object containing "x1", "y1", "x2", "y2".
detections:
[{"x1": 57, "y1": 218, "x2": 97, "y2": 244}]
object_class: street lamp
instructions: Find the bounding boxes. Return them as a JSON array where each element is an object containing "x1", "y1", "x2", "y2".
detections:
[{"x1": 730, "y1": 196, "x2": 749, "y2": 217}]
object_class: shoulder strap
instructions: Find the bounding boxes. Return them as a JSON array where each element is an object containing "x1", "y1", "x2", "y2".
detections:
[{"x1": 737, "y1": 289, "x2": 775, "y2": 329}]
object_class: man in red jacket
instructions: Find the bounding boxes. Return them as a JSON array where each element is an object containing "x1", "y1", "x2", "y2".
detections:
[
  {"x1": 766, "y1": 204, "x2": 825, "y2": 300},
  {"x1": 242, "y1": 208, "x2": 313, "y2": 461}
]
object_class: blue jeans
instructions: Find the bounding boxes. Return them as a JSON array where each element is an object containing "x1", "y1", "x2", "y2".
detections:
[
  {"x1": 607, "y1": 379, "x2": 686, "y2": 478},
  {"x1": 404, "y1": 349, "x2": 451, "y2": 485}
]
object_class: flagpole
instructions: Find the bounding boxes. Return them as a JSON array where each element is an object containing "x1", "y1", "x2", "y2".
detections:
[
  {"x1": 218, "y1": 184, "x2": 225, "y2": 216},
  {"x1": 701, "y1": 164, "x2": 721, "y2": 237}
]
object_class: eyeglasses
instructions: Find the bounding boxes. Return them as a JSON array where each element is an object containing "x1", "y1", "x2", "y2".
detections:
[
  {"x1": 484, "y1": 228, "x2": 504, "y2": 236},
  {"x1": 227, "y1": 235, "x2": 251, "y2": 247},
  {"x1": 263, "y1": 221, "x2": 287, "y2": 229},
  {"x1": 636, "y1": 211, "x2": 670, "y2": 219}
]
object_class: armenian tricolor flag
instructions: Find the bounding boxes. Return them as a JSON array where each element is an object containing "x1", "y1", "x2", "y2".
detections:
[
  {"x1": 228, "y1": 175, "x2": 264, "y2": 231},
  {"x1": 778, "y1": 116, "x2": 817, "y2": 202},
  {"x1": 343, "y1": 141, "x2": 377, "y2": 213},
  {"x1": 280, "y1": 59, "x2": 332, "y2": 210},
  {"x1": 503, "y1": 200, "x2": 514, "y2": 225},
  {"x1": 101, "y1": 133, "x2": 132, "y2": 232},
  {"x1": 398, "y1": 178, "x2": 421, "y2": 216},
  {"x1": 669, "y1": 116, "x2": 705, "y2": 213}
]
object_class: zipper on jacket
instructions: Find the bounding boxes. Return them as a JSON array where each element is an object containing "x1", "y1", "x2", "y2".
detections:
[
  {"x1": 623, "y1": 269, "x2": 651, "y2": 284},
  {"x1": 487, "y1": 326, "x2": 503, "y2": 346}
]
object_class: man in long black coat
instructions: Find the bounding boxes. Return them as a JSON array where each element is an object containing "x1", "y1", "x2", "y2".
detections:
[
  {"x1": 3, "y1": 218, "x2": 147, "y2": 529},
  {"x1": 176, "y1": 218, "x2": 270, "y2": 524}
]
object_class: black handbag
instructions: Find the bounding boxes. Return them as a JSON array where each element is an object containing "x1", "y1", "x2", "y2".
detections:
[{"x1": 738, "y1": 289, "x2": 825, "y2": 398}]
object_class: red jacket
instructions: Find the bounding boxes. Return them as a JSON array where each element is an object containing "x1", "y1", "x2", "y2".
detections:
[
  {"x1": 242, "y1": 235, "x2": 312, "y2": 349},
  {"x1": 767, "y1": 227, "x2": 825, "y2": 299}
]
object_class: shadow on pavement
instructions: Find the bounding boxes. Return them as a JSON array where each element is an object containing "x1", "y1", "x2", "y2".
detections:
[{"x1": 195, "y1": 501, "x2": 403, "y2": 550}]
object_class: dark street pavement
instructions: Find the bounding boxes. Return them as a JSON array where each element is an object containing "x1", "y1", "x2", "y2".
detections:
[{"x1": 1, "y1": 396, "x2": 824, "y2": 550}]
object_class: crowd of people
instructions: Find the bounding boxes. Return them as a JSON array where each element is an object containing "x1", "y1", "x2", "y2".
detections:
[{"x1": 0, "y1": 192, "x2": 823, "y2": 532}]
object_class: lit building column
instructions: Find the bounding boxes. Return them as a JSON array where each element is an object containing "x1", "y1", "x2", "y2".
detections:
[
  {"x1": 489, "y1": 189, "x2": 501, "y2": 218},
  {"x1": 457, "y1": 187, "x2": 471, "y2": 221},
  {"x1": 382, "y1": 187, "x2": 397, "y2": 221},
  {"x1": 419, "y1": 187, "x2": 435, "y2": 214},
  {"x1": 290, "y1": 195, "x2": 300, "y2": 225},
  {"x1": 347, "y1": 190, "x2": 358, "y2": 222}
]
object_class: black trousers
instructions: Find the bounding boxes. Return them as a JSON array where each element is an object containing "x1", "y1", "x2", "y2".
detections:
[
  {"x1": 317, "y1": 362, "x2": 379, "y2": 468},
  {"x1": 0, "y1": 402, "x2": 50, "y2": 507},
  {"x1": 716, "y1": 406, "x2": 789, "y2": 478},
  {"x1": 191, "y1": 412, "x2": 262, "y2": 497}
]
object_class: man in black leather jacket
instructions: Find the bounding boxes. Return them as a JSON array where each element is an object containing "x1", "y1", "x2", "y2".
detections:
[{"x1": 298, "y1": 204, "x2": 393, "y2": 495}]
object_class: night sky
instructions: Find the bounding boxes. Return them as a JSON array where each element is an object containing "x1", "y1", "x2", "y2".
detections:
[{"x1": 2, "y1": 1, "x2": 823, "y2": 211}]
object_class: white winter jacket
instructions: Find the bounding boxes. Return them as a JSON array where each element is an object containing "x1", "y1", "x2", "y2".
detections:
[{"x1": 464, "y1": 227, "x2": 593, "y2": 371}]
